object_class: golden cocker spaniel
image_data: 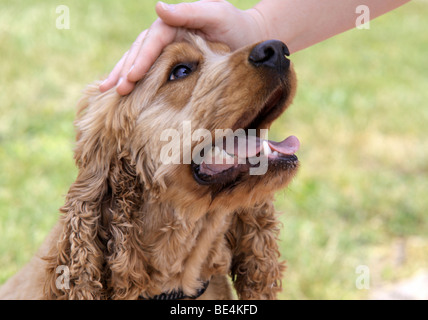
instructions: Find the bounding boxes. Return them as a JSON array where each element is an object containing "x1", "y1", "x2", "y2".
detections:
[{"x1": 0, "y1": 33, "x2": 299, "y2": 300}]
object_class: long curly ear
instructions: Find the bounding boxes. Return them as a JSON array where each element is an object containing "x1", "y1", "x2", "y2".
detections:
[
  {"x1": 103, "y1": 156, "x2": 151, "y2": 300},
  {"x1": 44, "y1": 85, "x2": 123, "y2": 299},
  {"x1": 228, "y1": 201, "x2": 286, "y2": 300},
  {"x1": 44, "y1": 165, "x2": 108, "y2": 299}
]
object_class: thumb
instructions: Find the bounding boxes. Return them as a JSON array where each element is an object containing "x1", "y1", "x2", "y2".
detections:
[{"x1": 155, "y1": 1, "x2": 226, "y2": 29}]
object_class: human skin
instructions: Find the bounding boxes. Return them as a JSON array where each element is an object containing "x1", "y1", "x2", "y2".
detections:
[{"x1": 99, "y1": 0, "x2": 411, "y2": 95}]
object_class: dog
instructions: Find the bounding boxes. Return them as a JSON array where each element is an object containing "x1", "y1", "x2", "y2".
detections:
[{"x1": 0, "y1": 33, "x2": 299, "y2": 300}]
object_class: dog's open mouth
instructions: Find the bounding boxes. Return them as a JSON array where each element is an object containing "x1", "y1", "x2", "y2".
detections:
[{"x1": 192, "y1": 86, "x2": 300, "y2": 186}]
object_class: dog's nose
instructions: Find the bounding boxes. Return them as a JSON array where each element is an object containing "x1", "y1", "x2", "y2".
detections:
[{"x1": 249, "y1": 40, "x2": 290, "y2": 74}]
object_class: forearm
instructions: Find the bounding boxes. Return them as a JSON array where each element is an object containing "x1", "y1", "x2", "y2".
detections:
[{"x1": 250, "y1": 0, "x2": 411, "y2": 53}]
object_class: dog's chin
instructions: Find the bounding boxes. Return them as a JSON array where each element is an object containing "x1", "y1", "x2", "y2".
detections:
[{"x1": 191, "y1": 84, "x2": 299, "y2": 191}]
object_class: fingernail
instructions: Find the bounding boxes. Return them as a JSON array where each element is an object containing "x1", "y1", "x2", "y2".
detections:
[
  {"x1": 127, "y1": 64, "x2": 134, "y2": 75},
  {"x1": 159, "y1": 1, "x2": 175, "y2": 11},
  {"x1": 117, "y1": 77, "x2": 123, "y2": 87}
]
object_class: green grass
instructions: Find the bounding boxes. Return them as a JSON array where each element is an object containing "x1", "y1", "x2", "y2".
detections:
[{"x1": 1, "y1": 0, "x2": 427, "y2": 299}]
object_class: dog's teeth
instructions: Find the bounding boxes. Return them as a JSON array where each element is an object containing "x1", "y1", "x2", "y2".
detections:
[
  {"x1": 222, "y1": 149, "x2": 234, "y2": 159},
  {"x1": 214, "y1": 146, "x2": 222, "y2": 157},
  {"x1": 259, "y1": 130, "x2": 268, "y2": 140},
  {"x1": 273, "y1": 151, "x2": 279, "y2": 156},
  {"x1": 262, "y1": 141, "x2": 272, "y2": 155}
]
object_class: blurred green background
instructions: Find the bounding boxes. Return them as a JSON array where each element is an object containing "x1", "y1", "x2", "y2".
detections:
[{"x1": 0, "y1": 0, "x2": 427, "y2": 299}]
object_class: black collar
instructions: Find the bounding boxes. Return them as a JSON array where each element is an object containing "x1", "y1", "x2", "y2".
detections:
[{"x1": 141, "y1": 281, "x2": 210, "y2": 300}]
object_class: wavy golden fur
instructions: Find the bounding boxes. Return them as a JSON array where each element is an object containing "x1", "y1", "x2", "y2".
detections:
[{"x1": 0, "y1": 33, "x2": 298, "y2": 300}]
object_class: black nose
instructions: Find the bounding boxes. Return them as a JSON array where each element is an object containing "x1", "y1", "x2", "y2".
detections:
[{"x1": 249, "y1": 40, "x2": 290, "y2": 74}]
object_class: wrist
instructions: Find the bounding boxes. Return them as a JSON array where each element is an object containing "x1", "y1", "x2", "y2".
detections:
[
  {"x1": 245, "y1": 7, "x2": 271, "y2": 43},
  {"x1": 247, "y1": 0, "x2": 301, "y2": 54}
]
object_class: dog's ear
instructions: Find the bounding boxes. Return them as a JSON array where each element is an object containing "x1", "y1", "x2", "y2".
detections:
[
  {"x1": 43, "y1": 84, "x2": 119, "y2": 299},
  {"x1": 228, "y1": 201, "x2": 285, "y2": 299},
  {"x1": 44, "y1": 84, "x2": 149, "y2": 299}
]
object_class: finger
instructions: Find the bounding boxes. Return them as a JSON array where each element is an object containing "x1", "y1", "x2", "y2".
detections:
[
  {"x1": 127, "y1": 19, "x2": 179, "y2": 83},
  {"x1": 115, "y1": 77, "x2": 136, "y2": 96},
  {"x1": 156, "y1": 0, "x2": 232, "y2": 30},
  {"x1": 99, "y1": 50, "x2": 128, "y2": 92},
  {"x1": 115, "y1": 30, "x2": 149, "y2": 95}
]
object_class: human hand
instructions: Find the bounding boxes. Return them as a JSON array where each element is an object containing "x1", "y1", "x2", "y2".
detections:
[{"x1": 100, "y1": 0, "x2": 267, "y2": 95}]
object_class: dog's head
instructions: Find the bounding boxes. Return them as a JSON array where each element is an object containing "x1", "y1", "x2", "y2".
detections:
[
  {"x1": 46, "y1": 33, "x2": 299, "y2": 299},
  {"x1": 75, "y1": 33, "x2": 298, "y2": 213}
]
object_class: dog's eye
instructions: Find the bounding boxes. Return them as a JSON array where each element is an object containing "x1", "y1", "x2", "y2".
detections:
[{"x1": 169, "y1": 64, "x2": 193, "y2": 81}]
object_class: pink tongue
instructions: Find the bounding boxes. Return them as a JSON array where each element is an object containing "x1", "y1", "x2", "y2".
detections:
[
  {"x1": 268, "y1": 135, "x2": 300, "y2": 155},
  {"x1": 227, "y1": 135, "x2": 300, "y2": 158},
  {"x1": 231, "y1": 135, "x2": 300, "y2": 157}
]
